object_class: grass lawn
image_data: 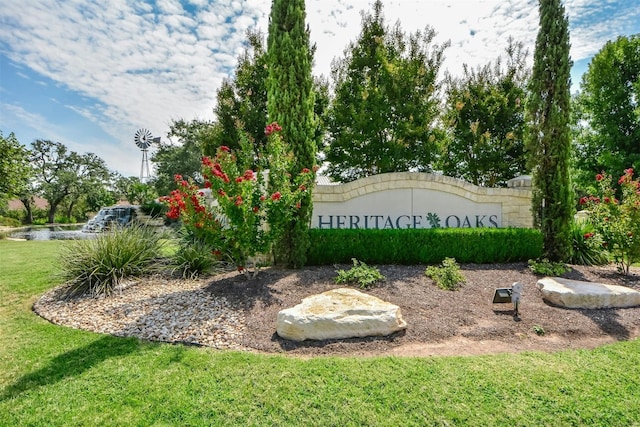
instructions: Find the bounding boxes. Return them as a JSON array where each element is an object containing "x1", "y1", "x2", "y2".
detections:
[{"x1": 1, "y1": 240, "x2": 639, "y2": 426}]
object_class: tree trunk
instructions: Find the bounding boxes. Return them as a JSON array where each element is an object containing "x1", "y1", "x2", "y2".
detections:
[
  {"x1": 47, "y1": 203, "x2": 58, "y2": 224},
  {"x1": 20, "y1": 198, "x2": 33, "y2": 224},
  {"x1": 66, "y1": 200, "x2": 75, "y2": 222}
]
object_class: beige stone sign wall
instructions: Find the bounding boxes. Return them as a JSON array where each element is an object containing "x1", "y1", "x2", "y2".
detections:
[{"x1": 312, "y1": 172, "x2": 532, "y2": 229}]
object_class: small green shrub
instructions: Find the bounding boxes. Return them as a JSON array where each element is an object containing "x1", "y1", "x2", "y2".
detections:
[
  {"x1": 569, "y1": 220, "x2": 609, "y2": 266},
  {"x1": 54, "y1": 215, "x2": 77, "y2": 224},
  {"x1": 141, "y1": 200, "x2": 168, "y2": 218},
  {"x1": 59, "y1": 225, "x2": 167, "y2": 297},
  {"x1": 528, "y1": 258, "x2": 570, "y2": 276},
  {"x1": 335, "y1": 258, "x2": 385, "y2": 289},
  {"x1": 425, "y1": 257, "x2": 466, "y2": 290},
  {"x1": 533, "y1": 325, "x2": 546, "y2": 336},
  {"x1": 172, "y1": 240, "x2": 218, "y2": 278},
  {"x1": 0, "y1": 208, "x2": 24, "y2": 222},
  {"x1": 0, "y1": 215, "x2": 21, "y2": 227}
]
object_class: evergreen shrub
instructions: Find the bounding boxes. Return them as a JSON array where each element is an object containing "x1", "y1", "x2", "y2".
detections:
[
  {"x1": 307, "y1": 228, "x2": 542, "y2": 265},
  {"x1": 527, "y1": 258, "x2": 570, "y2": 276}
]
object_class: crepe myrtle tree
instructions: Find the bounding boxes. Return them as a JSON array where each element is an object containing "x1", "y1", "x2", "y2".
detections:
[
  {"x1": 573, "y1": 34, "x2": 640, "y2": 192},
  {"x1": 580, "y1": 168, "x2": 640, "y2": 275},
  {"x1": 161, "y1": 124, "x2": 316, "y2": 278}
]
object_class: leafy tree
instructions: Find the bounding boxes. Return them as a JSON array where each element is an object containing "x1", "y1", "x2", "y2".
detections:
[
  {"x1": 210, "y1": 81, "x2": 241, "y2": 153},
  {"x1": 63, "y1": 153, "x2": 113, "y2": 221},
  {"x1": 127, "y1": 182, "x2": 157, "y2": 206},
  {"x1": 114, "y1": 176, "x2": 156, "y2": 205},
  {"x1": 525, "y1": 0, "x2": 573, "y2": 262},
  {"x1": 441, "y1": 39, "x2": 529, "y2": 187},
  {"x1": 150, "y1": 119, "x2": 211, "y2": 197},
  {"x1": 83, "y1": 185, "x2": 117, "y2": 213},
  {"x1": 325, "y1": 0, "x2": 448, "y2": 182},
  {"x1": 206, "y1": 28, "x2": 329, "y2": 165},
  {"x1": 114, "y1": 176, "x2": 140, "y2": 204},
  {"x1": 266, "y1": 0, "x2": 317, "y2": 267},
  {"x1": 15, "y1": 175, "x2": 39, "y2": 225},
  {"x1": 202, "y1": 29, "x2": 269, "y2": 160},
  {"x1": 30, "y1": 140, "x2": 111, "y2": 223},
  {"x1": 573, "y1": 34, "x2": 640, "y2": 187},
  {"x1": 0, "y1": 131, "x2": 32, "y2": 207},
  {"x1": 57, "y1": 184, "x2": 115, "y2": 223},
  {"x1": 154, "y1": 31, "x2": 272, "y2": 198}
]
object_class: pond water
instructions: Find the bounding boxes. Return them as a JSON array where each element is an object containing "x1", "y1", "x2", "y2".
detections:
[{"x1": 8, "y1": 225, "x2": 95, "y2": 241}]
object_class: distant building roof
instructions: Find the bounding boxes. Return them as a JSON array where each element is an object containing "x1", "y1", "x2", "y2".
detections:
[{"x1": 7, "y1": 197, "x2": 48, "y2": 211}]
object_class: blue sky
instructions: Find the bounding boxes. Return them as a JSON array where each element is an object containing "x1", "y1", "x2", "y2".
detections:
[{"x1": 1, "y1": 0, "x2": 639, "y2": 178}]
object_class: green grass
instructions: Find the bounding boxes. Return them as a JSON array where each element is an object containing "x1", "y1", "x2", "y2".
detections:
[{"x1": 1, "y1": 240, "x2": 640, "y2": 426}]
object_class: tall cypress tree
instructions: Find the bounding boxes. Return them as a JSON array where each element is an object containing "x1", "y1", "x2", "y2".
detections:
[
  {"x1": 525, "y1": 0, "x2": 573, "y2": 261},
  {"x1": 266, "y1": 0, "x2": 316, "y2": 267}
]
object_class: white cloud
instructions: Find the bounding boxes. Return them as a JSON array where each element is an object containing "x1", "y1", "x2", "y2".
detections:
[{"x1": 0, "y1": 1, "x2": 266, "y2": 153}]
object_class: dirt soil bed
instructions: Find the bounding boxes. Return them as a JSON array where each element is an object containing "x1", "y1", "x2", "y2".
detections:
[
  {"x1": 35, "y1": 262, "x2": 640, "y2": 358},
  {"x1": 207, "y1": 263, "x2": 640, "y2": 357}
]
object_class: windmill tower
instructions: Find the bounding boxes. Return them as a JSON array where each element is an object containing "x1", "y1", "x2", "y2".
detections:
[{"x1": 133, "y1": 128, "x2": 159, "y2": 182}]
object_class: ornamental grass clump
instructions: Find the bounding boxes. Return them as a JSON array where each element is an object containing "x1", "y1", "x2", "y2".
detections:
[
  {"x1": 425, "y1": 257, "x2": 465, "y2": 290},
  {"x1": 172, "y1": 239, "x2": 219, "y2": 279},
  {"x1": 335, "y1": 258, "x2": 385, "y2": 289},
  {"x1": 59, "y1": 225, "x2": 167, "y2": 297},
  {"x1": 581, "y1": 168, "x2": 640, "y2": 274},
  {"x1": 569, "y1": 220, "x2": 609, "y2": 266}
]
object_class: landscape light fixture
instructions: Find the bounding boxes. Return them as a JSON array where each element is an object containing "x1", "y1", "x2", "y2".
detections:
[{"x1": 492, "y1": 282, "x2": 523, "y2": 319}]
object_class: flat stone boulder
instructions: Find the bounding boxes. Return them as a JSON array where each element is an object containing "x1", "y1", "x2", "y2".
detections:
[
  {"x1": 537, "y1": 277, "x2": 640, "y2": 309},
  {"x1": 276, "y1": 288, "x2": 407, "y2": 341}
]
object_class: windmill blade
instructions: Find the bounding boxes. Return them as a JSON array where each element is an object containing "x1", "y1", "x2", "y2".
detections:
[{"x1": 134, "y1": 128, "x2": 153, "y2": 149}]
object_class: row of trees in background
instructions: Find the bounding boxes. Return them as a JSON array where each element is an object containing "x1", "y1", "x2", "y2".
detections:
[
  {"x1": 152, "y1": 0, "x2": 530, "y2": 190},
  {"x1": 0, "y1": 133, "x2": 157, "y2": 224},
  {"x1": 153, "y1": 0, "x2": 640, "y2": 194}
]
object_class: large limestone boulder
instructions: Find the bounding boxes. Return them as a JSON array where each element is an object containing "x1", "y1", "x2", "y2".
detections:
[
  {"x1": 276, "y1": 288, "x2": 407, "y2": 341},
  {"x1": 537, "y1": 277, "x2": 640, "y2": 309}
]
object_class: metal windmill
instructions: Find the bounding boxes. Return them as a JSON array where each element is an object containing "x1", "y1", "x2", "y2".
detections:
[{"x1": 134, "y1": 128, "x2": 159, "y2": 182}]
